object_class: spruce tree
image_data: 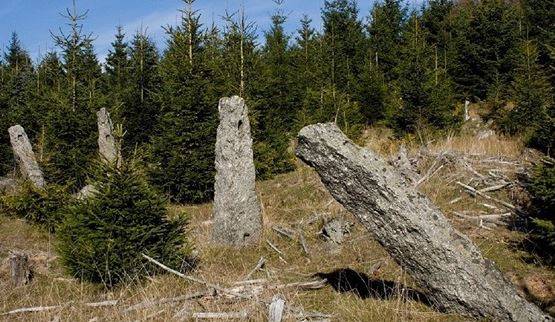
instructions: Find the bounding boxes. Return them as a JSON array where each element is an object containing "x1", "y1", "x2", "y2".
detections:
[
  {"x1": 105, "y1": 26, "x2": 131, "y2": 118},
  {"x1": 125, "y1": 30, "x2": 161, "y2": 150},
  {"x1": 149, "y1": 0, "x2": 218, "y2": 203},
  {"x1": 44, "y1": 3, "x2": 102, "y2": 190},
  {"x1": 292, "y1": 15, "x2": 323, "y2": 130},
  {"x1": 367, "y1": 0, "x2": 406, "y2": 82},
  {"x1": 502, "y1": 40, "x2": 554, "y2": 154},
  {"x1": 219, "y1": 6, "x2": 259, "y2": 97},
  {"x1": 321, "y1": 0, "x2": 367, "y2": 94},
  {"x1": 393, "y1": 13, "x2": 456, "y2": 134},
  {"x1": 521, "y1": 0, "x2": 554, "y2": 85},
  {"x1": 357, "y1": 57, "x2": 388, "y2": 124},
  {"x1": 255, "y1": 1, "x2": 296, "y2": 178},
  {"x1": 450, "y1": 0, "x2": 520, "y2": 100},
  {"x1": 0, "y1": 33, "x2": 35, "y2": 175},
  {"x1": 57, "y1": 159, "x2": 192, "y2": 286}
]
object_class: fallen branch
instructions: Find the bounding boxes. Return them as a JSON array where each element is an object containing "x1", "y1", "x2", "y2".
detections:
[
  {"x1": 2, "y1": 299, "x2": 118, "y2": 315},
  {"x1": 415, "y1": 163, "x2": 444, "y2": 187},
  {"x1": 478, "y1": 183, "x2": 509, "y2": 193},
  {"x1": 192, "y1": 311, "x2": 249, "y2": 319},
  {"x1": 2, "y1": 305, "x2": 62, "y2": 315},
  {"x1": 292, "y1": 311, "x2": 333, "y2": 320},
  {"x1": 456, "y1": 181, "x2": 516, "y2": 210},
  {"x1": 243, "y1": 257, "x2": 266, "y2": 281},
  {"x1": 123, "y1": 290, "x2": 209, "y2": 313},
  {"x1": 142, "y1": 254, "x2": 250, "y2": 299},
  {"x1": 272, "y1": 226, "x2": 295, "y2": 239},
  {"x1": 266, "y1": 240, "x2": 284, "y2": 256},
  {"x1": 298, "y1": 231, "x2": 310, "y2": 256},
  {"x1": 449, "y1": 196, "x2": 463, "y2": 204},
  {"x1": 85, "y1": 300, "x2": 119, "y2": 308},
  {"x1": 272, "y1": 279, "x2": 327, "y2": 291}
]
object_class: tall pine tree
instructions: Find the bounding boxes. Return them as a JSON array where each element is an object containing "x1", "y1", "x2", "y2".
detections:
[
  {"x1": 44, "y1": 3, "x2": 103, "y2": 190},
  {"x1": 149, "y1": 0, "x2": 218, "y2": 203}
]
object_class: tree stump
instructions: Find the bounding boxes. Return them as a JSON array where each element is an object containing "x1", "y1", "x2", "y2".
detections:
[{"x1": 9, "y1": 251, "x2": 32, "y2": 287}]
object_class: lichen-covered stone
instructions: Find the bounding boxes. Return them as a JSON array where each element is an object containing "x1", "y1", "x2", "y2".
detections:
[
  {"x1": 296, "y1": 123, "x2": 549, "y2": 321},
  {"x1": 97, "y1": 108, "x2": 120, "y2": 166},
  {"x1": 212, "y1": 96, "x2": 262, "y2": 246},
  {"x1": 8, "y1": 125, "x2": 45, "y2": 188}
]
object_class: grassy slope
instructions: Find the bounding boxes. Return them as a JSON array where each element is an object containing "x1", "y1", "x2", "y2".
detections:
[{"x1": 1, "y1": 129, "x2": 554, "y2": 321}]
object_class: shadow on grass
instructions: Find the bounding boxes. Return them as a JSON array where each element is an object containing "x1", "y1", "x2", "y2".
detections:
[{"x1": 314, "y1": 268, "x2": 433, "y2": 307}]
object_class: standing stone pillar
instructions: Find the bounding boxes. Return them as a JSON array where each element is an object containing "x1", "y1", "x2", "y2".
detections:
[
  {"x1": 212, "y1": 96, "x2": 262, "y2": 246},
  {"x1": 97, "y1": 108, "x2": 121, "y2": 167},
  {"x1": 8, "y1": 125, "x2": 45, "y2": 188},
  {"x1": 296, "y1": 123, "x2": 549, "y2": 321},
  {"x1": 464, "y1": 100, "x2": 470, "y2": 122}
]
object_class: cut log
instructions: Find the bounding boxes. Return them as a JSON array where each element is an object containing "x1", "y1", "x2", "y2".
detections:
[
  {"x1": 8, "y1": 125, "x2": 45, "y2": 188},
  {"x1": 295, "y1": 123, "x2": 549, "y2": 321},
  {"x1": 9, "y1": 251, "x2": 32, "y2": 287}
]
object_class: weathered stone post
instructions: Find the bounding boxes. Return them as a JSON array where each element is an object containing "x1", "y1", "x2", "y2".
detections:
[
  {"x1": 296, "y1": 123, "x2": 549, "y2": 321},
  {"x1": 8, "y1": 125, "x2": 45, "y2": 188},
  {"x1": 464, "y1": 100, "x2": 470, "y2": 122},
  {"x1": 212, "y1": 96, "x2": 262, "y2": 246},
  {"x1": 97, "y1": 108, "x2": 121, "y2": 166}
]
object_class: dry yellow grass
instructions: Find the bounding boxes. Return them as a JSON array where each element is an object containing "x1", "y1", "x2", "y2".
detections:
[{"x1": 0, "y1": 127, "x2": 553, "y2": 321}]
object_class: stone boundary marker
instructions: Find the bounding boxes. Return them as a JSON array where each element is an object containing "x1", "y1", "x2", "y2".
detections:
[
  {"x1": 97, "y1": 108, "x2": 120, "y2": 166},
  {"x1": 295, "y1": 122, "x2": 550, "y2": 321},
  {"x1": 212, "y1": 96, "x2": 262, "y2": 246},
  {"x1": 8, "y1": 125, "x2": 45, "y2": 188}
]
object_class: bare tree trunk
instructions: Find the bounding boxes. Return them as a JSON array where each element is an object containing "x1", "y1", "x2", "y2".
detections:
[{"x1": 295, "y1": 123, "x2": 550, "y2": 322}]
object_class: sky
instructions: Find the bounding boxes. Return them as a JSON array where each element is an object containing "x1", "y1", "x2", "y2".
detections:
[{"x1": 0, "y1": 0, "x2": 420, "y2": 63}]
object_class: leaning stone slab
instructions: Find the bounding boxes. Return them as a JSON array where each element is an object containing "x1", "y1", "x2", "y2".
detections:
[
  {"x1": 212, "y1": 96, "x2": 262, "y2": 246},
  {"x1": 97, "y1": 108, "x2": 121, "y2": 166},
  {"x1": 8, "y1": 125, "x2": 45, "y2": 188},
  {"x1": 296, "y1": 123, "x2": 549, "y2": 321}
]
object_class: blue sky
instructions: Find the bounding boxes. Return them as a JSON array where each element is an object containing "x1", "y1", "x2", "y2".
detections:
[{"x1": 0, "y1": 1, "x2": 420, "y2": 63}]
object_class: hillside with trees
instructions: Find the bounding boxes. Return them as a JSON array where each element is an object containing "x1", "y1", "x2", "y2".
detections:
[{"x1": 0, "y1": 0, "x2": 553, "y2": 320}]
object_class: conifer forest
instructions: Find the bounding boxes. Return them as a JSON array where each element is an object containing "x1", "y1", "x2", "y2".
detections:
[{"x1": 0, "y1": 0, "x2": 553, "y2": 321}]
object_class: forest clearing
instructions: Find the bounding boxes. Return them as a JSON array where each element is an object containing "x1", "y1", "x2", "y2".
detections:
[
  {"x1": 1, "y1": 113, "x2": 554, "y2": 320},
  {"x1": 0, "y1": 0, "x2": 553, "y2": 320}
]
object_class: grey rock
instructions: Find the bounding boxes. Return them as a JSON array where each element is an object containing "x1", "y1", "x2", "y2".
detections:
[
  {"x1": 296, "y1": 123, "x2": 549, "y2": 321},
  {"x1": 391, "y1": 144, "x2": 418, "y2": 183},
  {"x1": 97, "y1": 108, "x2": 120, "y2": 166},
  {"x1": 321, "y1": 218, "x2": 352, "y2": 244},
  {"x1": 8, "y1": 125, "x2": 45, "y2": 188},
  {"x1": 212, "y1": 96, "x2": 262, "y2": 246},
  {"x1": 464, "y1": 100, "x2": 471, "y2": 122}
]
